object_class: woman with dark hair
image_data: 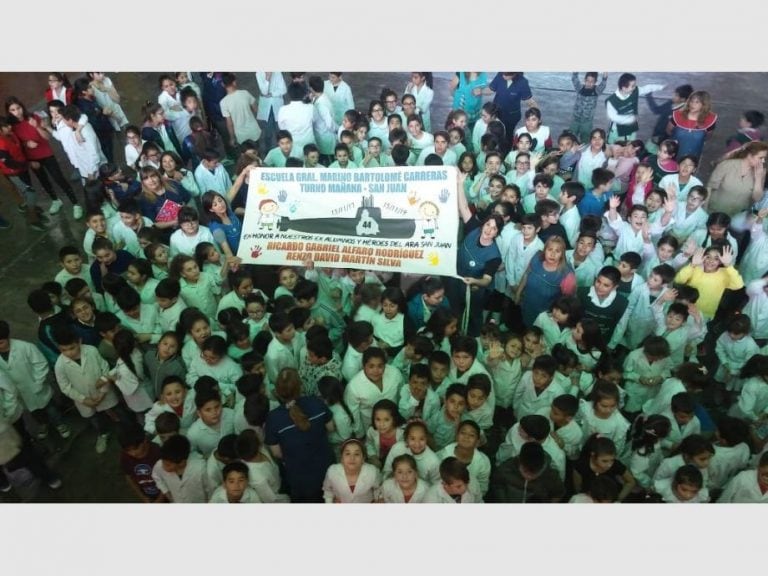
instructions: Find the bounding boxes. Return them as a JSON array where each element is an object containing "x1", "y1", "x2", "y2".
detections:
[
  {"x1": 707, "y1": 141, "x2": 768, "y2": 217},
  {"x1": 265, "y1": 367, "x2": 335, "y2": 502},
  {"x1": 140, "y1": 102, "x2": 182, "y2": 157},
  {"x1": 5, "y1": 96, "x2": 82, "y2": 218},
  {"x1": 516, "y1": 236, "x2": 577, "y2": 328},
  {"x1": 201, "y1": 190, "x2": 242, "y2": 260},
  {"x1": 667, "y1": 90, "x2": 718, "y2": 160},
  {"x1": 448, "y1": 173, "x2": 505, "y2": 336}
]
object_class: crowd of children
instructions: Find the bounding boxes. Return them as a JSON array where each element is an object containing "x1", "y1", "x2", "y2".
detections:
[{"x1": 1, "y1": 71, "x2": 768, "y2": 504}]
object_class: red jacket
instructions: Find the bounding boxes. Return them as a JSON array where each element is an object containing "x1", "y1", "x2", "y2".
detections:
[
  {"x1": 0, "y1": 133, "x2": 28, "y2": 176},
  {"x1": 11, "y1": 114, "x2": 54, "y2": 160},
  {"x1": 45, "y1": 86, "x2": 74, "y2": 105}
]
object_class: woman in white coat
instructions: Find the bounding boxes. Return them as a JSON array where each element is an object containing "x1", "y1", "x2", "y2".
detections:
[
  {"x1": 255, "y1": 72, "x2": 286, "y2": 149},
  {"x1": 323, "y1": 439, "x2": 380, "y2": 503},
  {"x1": 0, "y1": 327, "x2": 69, "y2": 439}
]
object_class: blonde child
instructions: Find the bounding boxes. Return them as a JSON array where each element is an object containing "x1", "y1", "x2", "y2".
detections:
[
  {"x1": 379, "y1": 454, "x2": 429, "y2": 503},
  {"x1": 322, "y1": 438, "x2": 381, "y2": 503}
]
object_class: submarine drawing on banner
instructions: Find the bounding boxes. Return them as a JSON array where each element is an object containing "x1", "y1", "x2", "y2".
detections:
[{"x1": 277, "y1": 195, "x2": 416, "y2": 238}]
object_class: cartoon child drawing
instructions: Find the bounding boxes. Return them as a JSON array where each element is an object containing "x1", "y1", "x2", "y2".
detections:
[
  {"x1": 356, "y1": 208, "x2": 380, "y2": 236},
  {"x1": 418, "y1": 201, "x2": 439, "y2": 240},
  {"x1": 258, "y1": 199, "x2": 280, "y2": 230}
]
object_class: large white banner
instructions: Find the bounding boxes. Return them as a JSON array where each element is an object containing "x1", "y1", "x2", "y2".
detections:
[{"x1": 237, "y1": 167, "x2": 459, "y2": 275}]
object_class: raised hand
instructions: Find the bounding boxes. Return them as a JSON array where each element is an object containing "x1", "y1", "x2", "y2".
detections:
[
  {"x1": 691, "y1": 247, "x2": 705, "y2": 267},
  {"x1": 683, "y1": 238, "x2": 697, "y2": 258},
  {"x1": 608, "y1": 195, "x2": 621, "y2": 211},
  {"x1": 719, "y1": 245, "x2": 734, "y2": 267}
]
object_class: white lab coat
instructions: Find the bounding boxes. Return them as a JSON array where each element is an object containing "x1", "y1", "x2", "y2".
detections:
[
  {"x1": 423, "y1": 482, "x2": 481, "y2": 504},
  {"x1": 186, "y1": 355, "x2": 242, "y2": 402},
  {"x1": 437, "y1": 443, "x2": 492, "y2": 496},
  {"x1": 379, "y1": 477, "x2": 430, "y2": 503},
  {"x1": 344, "y1": 365, "x2": 403, "y2": 436},
  {"x1": 277, "y1": 101, "x2": 315, "y2": 159},
  {"x1": 718, "y1": 469, "x2": 768, "y2": 503},
  {"x1": 152, "y1": 453, "x2": 208, "y2": 503},
  {"x1": 0, "y1": 339, "x2": 52, "y2": 411},
  {"x1": 654, "y1": 477, "x2": 709, "y2": 503},
  {"x1": 495, "y1": 424, "x2": 566, "y2": 481},
  {"x1": 110, "y1": 350, "x2": 154, "y2": 413},
  {"x1": 255, "y1": 72, "x2": 286, "y2": 121},
  {"x1": 381, "y1": 441, "x2": 441, "y2": 485},
  {"x1": 54, "y1": 345, "x2": 120, "y2": 417},
  {"x1": 244, "y1": 454, "x2": 290, "y2": 503},
  {"x1": 209, "y1": 485, "x2": 262, "y2": 503},
  {"x1": 513, "y1": 372, "x2": 566, "y2": 420},
  {"x1": 186, "y1": 408, "x2": 236, "y2": 458},
  {"x1": 708, "y1": 443, "x2": 751, "y2": 491},
  {"x1": 323, "y1": 463, "x2": 381, "y2": 503}
]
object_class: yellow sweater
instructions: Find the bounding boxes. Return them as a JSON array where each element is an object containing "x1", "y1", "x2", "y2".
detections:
[{"x1": 674, "y1": 265, "x2": 744, "y2": 318}]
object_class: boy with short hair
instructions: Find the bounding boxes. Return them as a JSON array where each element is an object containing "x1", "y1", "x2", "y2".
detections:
[
  {"x1": 115, "y1": 287, "x2": 160, "y2": 345},
  {"x1": 220, "y1": 72, "x2": 261, "y2": 149},
  {"x1": 611, "y1": 263, "x2": 674, "y2": 349},
  {"x1": 558, "y1": 181, "x2": 585, "y2": 248},
  {"x1": 193, "y1": 148, "x2": 232, "y2": 195},
  {"x1": 523, "y1": 174, "x2": 555, "y2": 215},
  {"x1": 427, "y1": 350, "x2": 451, "y2": 393},
  {"x1": 117, "y1": 423, "x2": 163, "y2": 503},
  {"x1": 661, "y1": 392, "x2": 701, "y2": 453},
  {"x1": 513, "y1": 355, "x2": 565, "y2": 420},
  {"x1": 186, "y1": 389, "x2": 236, "y2": 459},
  {"x1": 548, "y1": 394, "x2": 583, "y2": 460},
  {"x1": 570, "y1": 72, "x2": 608, "y2": 144},
  {"x1": 264, "y1": 313, "x2": 302, "y2": 385},
  {"x1": 535, "y1": 199, "x2": 569, "y2": 247},
  {"x1": 89, "y1": 237, "x2": 135, "y2": 294},
  {"x1": 94, "y1": 311, "x2": 122, "y2": 367},
  {"x1": 55, "y1": 246, "x2": 95, "y2": 298},
  {"x1": 26, "y1": 288, "x2": 72, "y2": 366},
  {"x1": 465, "y1": 373, "x2": 494, "y2": 434},
  {"x1": 391, "y1": 334, "x2": 433, "y2": 383},
  {"x1": 154, "y1": 278, "x2": 187, "y2": 333},
  {"x1": 606, "y1": 196, "x2": 649, "y2": 260},
  {"x1": 489, "y1": 441, "x2": 565, "y2": 503},
  {"x1": 427, "y1": 384, "x2": 467, "y2": 452},
  {"x1": 577, "y1": 167, "x2": 614, "y2": 217},
  {"x1": 503, "y1": 214, "x2": 543, "y2": 317},
  {"x1": 398, "y1": 363, "x2": 440, "y2": 422},
  {"x1": 328, "y1": 142, "x2": 358, "y2": 169},
  {"x1": 113, "y1": 199, "x2": 152, "y2": 257},
  {"x1": 263, "y1": 130, "x2": 293, "y2": 167},
  {"x1": 151, "y1": 434, "x2": 208, "y2": 503},
  {"x1": 294, "y1": 279, "x2": 346, "y2": 356},
  {"x1": 0, "y1": 320, "x2": 70, "y2": 440},
  {"x1": 715, "y1": 315, "x2": 760, "y2": 392},
  {"x1": 53, "y1": 324, "x2": 121, "y2": 453},
  {"x1": 169, "y1": 206, "x2": 215, "y2": 258},
  {"x1": 298, "y1": 335, "x2": 342, "y2": 396},
  {"x1": 577, "y1": 266, "x2": 630, "y2": 343},
  {"x1": 209, "y1": 461, "x2": 261, "y2": 503},
  {"x1": 622, "y1": 336, "x2": 673, "y2": 414},
  {"x1": 424, "y1": 456, "x2": 480, "y2": 503},
  {"x1": 437, "y1": 336, "x2": 495, "y2": 409}
]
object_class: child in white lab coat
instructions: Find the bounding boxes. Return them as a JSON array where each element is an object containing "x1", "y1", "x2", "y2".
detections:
[
  {"x1": 317, "y1": 376, "x2": 355, "y2": 460},
  {"x1": 622, "y1": 336, "x2": 673, "y2": 415},
  {"x1": 424, "y1": 456, "x2": 480, "y2": 503},
  {"x1": 717, "y1": 452, "x2": 768, "y2": 503},
  {"x1": 186, "y1": 335, "x2": 243, "y2": 405},
  {"x1": 151, "y1": 434, "x2": 208, "y2": 503},
  {"x1": 364, "y1": 399, "x2": 405, "y2": 470},
  {"x1": 236, "y1": 429, "x2": 288, "y2": 503},
  {"x1": 323, "y1": 438, "x2": 380, "y2": 503},
  {"x1": 513, "y1": 355, "x2": 565, "y2": 420},
  {"x1": 627, "y1": 414, "x2": 672, "y2": 492},
  {"x1": 379, "y1": 453, "x2": 429, "y2": 503},
  {"x1": 437, "y1": 420, "x2": 492, "y2": 497},
  {"x1": 661, "y1": 392, "x2": 701, "y2": 453},
  {"x1": 653, "y1": 434, "x2": 714, "y2": 501},
  {"x1": 655, "y1": 464, "x2": 708, "y2": 503},
  {"x1": 548, "y1": 394, "x2": 584, "y2": 460},
  {"x1": 708, "y1": 416, "x2": 752, "y2": 495},
  {"x1": 382, "y1": 420, "x2": 441, "y2": 485},
  {"x1": 715, "y1": 315, "x2": 760, "y2": 393},
  {"x1": 398, "y1": 364, "x2": 440, "y2": 423},
  {"x1": 208, "y1": 461, "x2": 261, "y2": 504},
  {"x1": 111, "y1": 330, "x2": 154, "y2": 420},
  {"x1": 729, "y1": 354, "x2": 768, "y2": 422},
  {"x1": 576, "y1": 380, "x2": 631, "y2": 457}
]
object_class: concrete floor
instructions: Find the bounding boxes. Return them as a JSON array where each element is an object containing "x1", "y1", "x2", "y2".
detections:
[{"x1": 0, "y1": 71, "x2": 766, "y2": 502}]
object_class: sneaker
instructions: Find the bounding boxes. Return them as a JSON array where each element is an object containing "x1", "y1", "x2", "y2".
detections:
[
  {"x1": 95, "y1": 433, "x2": 109, "y2": 454},
  {"x1": 56, "y1": 424, "x2": 72, "y2": 439},
  {"x1": 72, "y1": 205, "x2": 84, "y2": 220},
  {"x1": 48, "y1": 199, "x2": 64, "y2": 214},
  {"x1": 0, "y1": 216, "x2": 10, "y2": 230},
  {"x1": 16, "y1": 203, "x2": 27, "y2": 214},
  {"x1": 47, "y1": 477, "x2": 63, "y2": 490}
]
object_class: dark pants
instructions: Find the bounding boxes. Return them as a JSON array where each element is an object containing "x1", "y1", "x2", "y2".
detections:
[
  {"x1": 97, "y1": 130, "x2": 114, "y2": 163},
  {"x1": 445, "y1": 276, "x2": 488, "y2": 337},
  {"x1": 500, "y1": 112, "x2": 522, "y2": 145},
  {"x1": 31, "y1": 155, "x2": 79, "y2": 204},
  {"x1": 0, "y1": 418, "x2": 57, "y2": 484}
]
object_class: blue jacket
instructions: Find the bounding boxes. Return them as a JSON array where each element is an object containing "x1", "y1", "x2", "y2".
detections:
[{"x1": 406, "y1": 293, "x2": 451, "y2": 333}]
